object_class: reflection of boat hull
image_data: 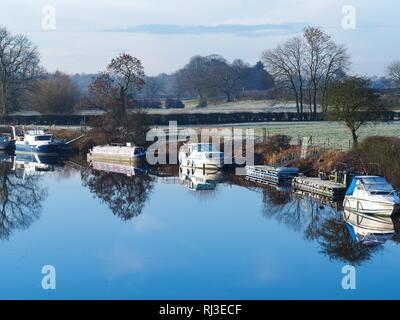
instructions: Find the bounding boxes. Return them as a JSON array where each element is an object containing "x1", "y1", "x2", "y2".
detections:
[
  {"x1": 14, "y1": 153, "x2": 57, "y2": 174},
  {"x1": 344, "y1": 208, "x2": 395, "y2": 244},
  {"x1": 16, "y1": 143, "x2": 62, "y2": 155},
  {"x1": 90, "y1": 160, "x2": 146, "y2": 176},
  {"x1": 179, "y1": 166, "x2": 223, "y2": 191},
  {"x1": 344, "y1": 197, "x2": 400, "y2": 216}
]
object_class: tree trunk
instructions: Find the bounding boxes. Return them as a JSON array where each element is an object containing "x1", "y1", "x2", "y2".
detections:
[
  {"x1": 299, "y1": 79, "x2": 304, "y2": 116},
  {"x1": 351, "y1": 129, "x2": 358, "y2": 149},
  {"x1": 0, "y1": 82, "x2": 6, "y2": 117},
  {"x1": 313, "y1": 84, "x2": 317, "y2": 118},
  {"x1": 295, "y1": 96, "x2": 300, "y2": 115}
]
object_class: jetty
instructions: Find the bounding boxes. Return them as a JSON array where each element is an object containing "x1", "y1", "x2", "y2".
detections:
[
  {"x1": 292, "y1": 176, "x2": 347, "y2": 199},
  {"x1": 245, "y1": 165, "x2": 299, "y2": 184}
]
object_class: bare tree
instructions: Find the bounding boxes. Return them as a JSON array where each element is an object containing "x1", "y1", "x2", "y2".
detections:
[
  {"x1": 83, "y1": 53, "x2": 145, "y2": 125},
  {"x1": 303, "y1": 27, "x2": 350, "y2": 115},
  {"x1": 0, "y1": 27, "x2": 43, "y2": 116},
  {"x1": 106, "y1": 53, "x2": 145, "y2": 119},
  {"x1": 262, "y1": 36, "x2": 304, "y2": 115},
  {"x1": 386, "y1": 61, "x2": 400, "y2": 84},
  {"x1": 211, "y1": 59, "x2": 247, "y2": 102},
  {"x1": 262, "y1": 27, "x2": 350, "y2": 116}
]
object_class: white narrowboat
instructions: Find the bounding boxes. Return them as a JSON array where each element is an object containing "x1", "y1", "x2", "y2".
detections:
[{"x1": 88, "y1": 143, "x2": 146, "y2": 164}]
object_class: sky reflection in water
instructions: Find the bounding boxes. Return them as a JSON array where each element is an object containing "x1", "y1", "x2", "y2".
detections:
[{"x1": 0, "y1": 156, "x2": 399, "y2": 299}]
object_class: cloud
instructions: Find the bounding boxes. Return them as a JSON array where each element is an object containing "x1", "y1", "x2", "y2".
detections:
[{"x1": 105, "y1": 23, "x2": 307, "y2": 38}]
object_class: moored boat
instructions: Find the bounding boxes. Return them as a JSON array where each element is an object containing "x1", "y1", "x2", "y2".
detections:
[
  {"x1": 344, "y1": 176, "x2": 400, "y2": 216},
  {"x1": 15, "y1": 129, "x2": 65, "y2": 155},
  {"x1": 178, "y1": 143, "x2": 224, "y2": 170},
  {"x1": 87, "y1": 143, "x2": 146, "y2": 164}
]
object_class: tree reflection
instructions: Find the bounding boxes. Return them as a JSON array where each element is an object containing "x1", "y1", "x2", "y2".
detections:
[
  {"x1": 81, "y1": 168, "x2": 155, "y2": 221},
  {"x1": 314, "y1": 217, "x2": 382, "y2": 266},
  {"x1": 262, "y1": 189, "x2": 333, "y2": 235},
  {"x1": 0, "y1": 161, "x2": 46, "y2": 240},
  {"x1": 262, "y1": 189, "x2": 384, "y2": 265}
]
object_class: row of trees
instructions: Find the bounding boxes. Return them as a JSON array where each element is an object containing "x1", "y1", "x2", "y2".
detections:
[
  {"x1": 0, "y1": 24, "x2": 275, "y2": 115},
  {"x1": 173, "y1": 56, "x2": 273, "y2": 107},
  {"x1": 262, "y1": 27, "x2": 350, "y2": 115}
]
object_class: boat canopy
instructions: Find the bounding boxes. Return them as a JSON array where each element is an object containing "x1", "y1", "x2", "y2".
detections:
[{"x1": 346, "y1": 176, "x2": 393, "y2": 196}]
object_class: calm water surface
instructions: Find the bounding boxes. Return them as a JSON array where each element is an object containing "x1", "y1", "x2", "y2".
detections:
[{"x1": 1, "y1": 155, "x2": 400, "y2": 299}]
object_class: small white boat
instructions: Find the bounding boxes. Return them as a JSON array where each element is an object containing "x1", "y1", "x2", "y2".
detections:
[
  {"x1": 87, "y1": 143, "x2": 146, "y2": 164},
  {"x1": 344, "y1": 176, "x2": 400, "y2": 216},
  {"x1": 178, "y1": 143, "x2": 224, "y2": 170}
]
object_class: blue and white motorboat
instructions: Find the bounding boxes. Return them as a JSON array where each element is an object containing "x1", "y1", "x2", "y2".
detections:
[
  {"x1": 15, "y1": 129, "x2": 65, "y2": 155},
  {"x1": 344, "y1": 176, "x2": 400, "y2": 216}
]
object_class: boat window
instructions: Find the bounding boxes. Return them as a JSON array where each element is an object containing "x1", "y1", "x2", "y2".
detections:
[
  {"x1": 197, "y1": 144, "x2": 217, "y2": 152},
  {"x1": 361, "y1": 177, "x2": 388, "y2": 184},
  {"x1": 370, "y1": 191, "x2": 393, "y2": 195},
  {"x1": 35, "y1": 135, "x2": 52, "y2": 141}
]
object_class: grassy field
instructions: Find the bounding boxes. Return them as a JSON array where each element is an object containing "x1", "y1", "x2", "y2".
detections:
[{"x1": 170, "y1": 121, "x2": 400, "y2": 150}]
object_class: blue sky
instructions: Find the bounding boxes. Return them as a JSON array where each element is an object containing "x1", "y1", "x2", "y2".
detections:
[{"x1": 0, "y1": 0, "x2": 399, "y2": 76}]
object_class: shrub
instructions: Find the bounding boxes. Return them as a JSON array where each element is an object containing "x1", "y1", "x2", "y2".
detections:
[
  {"x1": 266, "y1": 134, "x2": 291, "y2": 152},
  {"x1": 165, "y1": 99, "x2": 185, "y2": 109}
]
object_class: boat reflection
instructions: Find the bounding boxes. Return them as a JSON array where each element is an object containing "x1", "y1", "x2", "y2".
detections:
[
  {"x1": 89, "y1": 160, "x2": 146, "y2": 176},
  {"x1": 343, "y1": 208, "x2": 398, "y2": 245},
  {"x1": 13, "y1": 153, "x2": 58, "y2": 177},
  {"x1": 179, "y1": 166, "x2": 223, "y2": 191}
]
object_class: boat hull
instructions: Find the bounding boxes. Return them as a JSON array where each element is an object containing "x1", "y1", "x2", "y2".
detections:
[
  {"x1": 179, "y1": 156, "x2": 224, "y2": 170},
  {"x1": 15, "y1": 143, "x2": 62, "y2": 155},
  {"x1": 87, "y1": 153, "x2": 145, "y2": 165},
  {"x1": 344, "y1": 196, "x2": 400, "y2": 216}
]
